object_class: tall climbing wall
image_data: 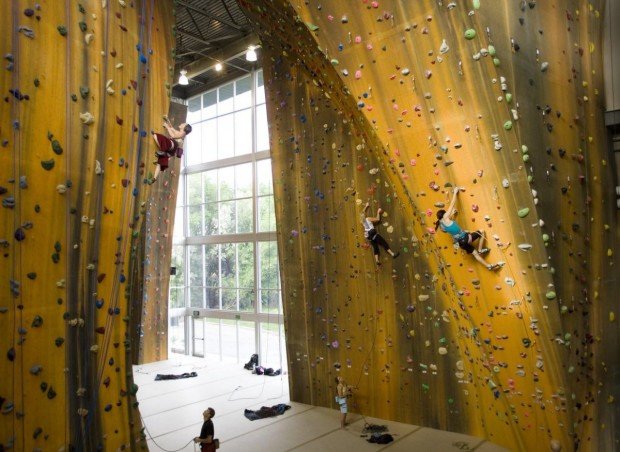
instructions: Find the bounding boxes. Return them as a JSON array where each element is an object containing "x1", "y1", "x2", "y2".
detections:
[
  {"x1": 0, "y1": 1, "x2": 175, "y2": 450},
  {"x1": 239, "y1": 1, "x2": 619, "y2": 450}
]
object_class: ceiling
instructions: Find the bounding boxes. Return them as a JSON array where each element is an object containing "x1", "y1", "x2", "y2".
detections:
[{"x1": 173, "y1": 0, "x2": 258, "y2": 99}]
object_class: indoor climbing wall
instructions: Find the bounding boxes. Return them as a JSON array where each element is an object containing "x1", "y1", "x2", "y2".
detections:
[
  {"x1": 239, "y1": 1, "x2": 619, "y2": 451},
  {"x1": 0, "y1": 1, "x2": 175, "y2": 450}
]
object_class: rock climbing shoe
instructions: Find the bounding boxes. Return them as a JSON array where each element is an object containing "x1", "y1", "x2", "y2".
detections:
[{"x1": 478, "y1": 248, "x2": 490, "y2": 255}]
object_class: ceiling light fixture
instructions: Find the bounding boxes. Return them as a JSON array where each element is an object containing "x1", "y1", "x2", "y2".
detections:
[
  {"x1": 245, "y1": 46, "x2": 257, "y2": 62},
  {"x1": 178, "y1": 69, "x2": 189, "y2": 85},
  {"x1": 215, "y1": 62, "x2": 223, "y2": 72}
]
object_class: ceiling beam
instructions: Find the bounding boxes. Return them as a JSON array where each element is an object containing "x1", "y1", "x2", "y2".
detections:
[
  {"x1": 176, "y1": 0, "x2": 246, "y2": 31},
  {"x1": 182, "y1": 33, "x2": 259, "y2": 80},
  {"x1": 176, "y1": 28, "x2": 216, "y2": 47}
]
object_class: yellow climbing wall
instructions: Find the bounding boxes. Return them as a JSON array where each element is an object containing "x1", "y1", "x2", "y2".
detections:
[
  {"x1": 239, "y1": 1, "x2": 618, "y2": 450},
  {"x1": 0, "y1": 1, "x2": 174, "y2": 450}
]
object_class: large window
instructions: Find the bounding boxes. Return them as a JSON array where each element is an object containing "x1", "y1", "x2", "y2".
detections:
[{"x1": 170, "y1": 70, "x2": 285, "y2": 368}]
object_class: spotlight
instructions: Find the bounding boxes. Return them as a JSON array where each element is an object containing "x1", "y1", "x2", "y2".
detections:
[
  {"x1": 178, "y1": 69, "x2": 189, "y2": 85},
  {"x1": 245, "y1": 46, "x2": 257, "y2": 62},
  {"x1": 215, "y1": 62, "x2": 223, "y2": 72}
]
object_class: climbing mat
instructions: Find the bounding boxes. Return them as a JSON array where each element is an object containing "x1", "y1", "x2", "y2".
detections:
[
  {"x1": 0, "y1": 1, "x2": 175, "y2": 450},
  {"x1": 238, "y1": 1, "x2": 619, "y2": 451}
]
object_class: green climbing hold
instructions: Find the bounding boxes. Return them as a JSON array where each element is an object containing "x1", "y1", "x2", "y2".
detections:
[
  {"x1": 546, "y1": 291, "x2": 556, "y2": 300},
  {"x1": 493, "y1": 58, "x2": 501, "y2": 67},
  {"x1": 41, "y1": 159, "x2": 55, "y2": 171},
  {"x1": 79, "y1": 21, "x2": 87, "y2": 32},
  {"x1": 51, "y1": 140, "x2": 63, "y2": 155},
  {"x1": 542, "y1": 233, "x2": 550, "y2": 242},
  {"x1": 57, "y1": 25, "x2": 67, "y2": 36},
  {"x1": 504, "y1": 120, "x2": 513, "y2": 130},
  {"x1": 473, "y1": 0, "x2": 481, "y2": 9},
  {"x1": 129, "y1": 383, "x2": 139, "y2": 396},
  {"x1": 80, "y1": 86, "x2": 89, "y2": 99},
  {"x1": 505, "y1": 93, "x2": 512, "y2": 103},
  {"x1": 464, "y1": 29, "x2": 476, "y2": 40},
  {"x1": 52, "y1": 252, "x2": 60, "y2": 263},
  {"x1": 488, "y1": 45, "x2": 496, "y2": 56},
  {"x1": 330, "y1": 59, "x2": 339, "y2": 66},
  {"x1": 522, "y1": 154, "x2": 530, "y2": 162},
  {"x1": 517, "y1": 208, "x2": 530, "y2": 218},
  {"x1": 305, "y1": 22, "x2": 319, "y2": 31}
]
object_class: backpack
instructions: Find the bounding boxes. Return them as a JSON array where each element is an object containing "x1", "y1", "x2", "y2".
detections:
[{"x1": 367, "y1": 433, "x2": 394, "y2": 444}]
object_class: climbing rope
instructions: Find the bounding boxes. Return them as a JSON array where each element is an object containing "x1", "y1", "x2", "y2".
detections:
[{"x1": 139, "y1": 412, "x2": 196, "y2": 452}]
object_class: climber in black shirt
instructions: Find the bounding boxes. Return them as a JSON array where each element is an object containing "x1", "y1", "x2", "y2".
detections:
[{"x1": 194, "y1": 407, "x2": 216, "y2": 451}]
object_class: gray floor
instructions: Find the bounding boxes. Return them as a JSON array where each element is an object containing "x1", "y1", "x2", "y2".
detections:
[{"x1": 135, "y1": 355, "x2": 508, "y2": 452}]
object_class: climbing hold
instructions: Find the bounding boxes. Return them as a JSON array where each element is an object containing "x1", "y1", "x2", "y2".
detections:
[
  {"x1": 464, "y1": 29, "x2": 476, "y2": 40},
  {"x1": 30, "y1": 365, "x2": 43, "y2": 375},
  {"x1": 517, "y1": 208, "x2": 530, "y2": 218},
  {"x1": 31, "y1": 315, "x2": 43, "y2": 327},
  {"x1": 7, "y1": 347, "x2": 15, "y2": 361},
  {"x1": 546, "y1": 291, "x2": 556, "y2": 300},
  {"x1": 503, "y1": 120, "x2": 513, "y2": 130},
  {"x1": 55, "y1": 337, "x2": 64, "y2": 347},
  {"x1": 41, "y1": 159, "x2": 55, "y2": 171},
  {"x1": 80, "y1": 112, "x2": 95, "y2": 125},
  {"x1": 57, "y1": 25, "x2": 68, "y2": 36}
]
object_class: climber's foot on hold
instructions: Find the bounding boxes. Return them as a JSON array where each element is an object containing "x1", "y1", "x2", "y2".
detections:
[
  {"x1": 478, "y1": 248, "x2": 490, "y2": 256},
  {"x1": 487, "y1": 263, "x2": 502, "y2": 271}
]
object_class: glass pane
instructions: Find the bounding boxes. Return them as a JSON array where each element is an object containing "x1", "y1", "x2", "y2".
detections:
[
  {"x1": 206, "y1": 287, "x2": 220, "y2": 310},
  {"x1": 260, "y1": 290, "x2": 281, "y2": 314},
  {"x1": 256, "y1": 70, "x2": 265, "y2": 104},
  {"x1": 258, "y1": 195, "x2": 275, "y2": 232},
  {"x1": 235, "y1": 163, "x2": 253, "y2": 198},
  {"x1": 204, "y1": 319, "x2": 220, "y2": 357},
  {"x1": 169, "y1": 315, "x2": 185, "y2": 353},
  {"x1": 188, "y1": 204, "x2": 204, "y2": 236},
  {"x1": 217, "y1": 114, "x2": 234, "y2": 160},
  {"x1": 204, "y1": 244, "x2": 219, "y2": 288},
  {"x1": 204, "y1": 202, "x2": 218, "y2": 236},
  {"x1": 188, "y1": 245, "x2": 204, "y2": 286},
  {"x1": 236, "y1": 199, "x2": 253, "y2": 233},
  {"x1": 190, "y1": 287, "x2": 204, "y2": 308},
  {"x1": 184, "y1": 121, "x2": 202, "y2": 167},
  {"x1": 238, "y1": 242, "x2": 255, "y2": 288},
  {"x1": 202, "y1": 118, "x2": 218, "y2": 163},
  {"x1": 173, "y1": 207, "x2": 184, "y2": 241},
  {"x1": 187, "y1": 172, "x2": 203, "y2": 205},
  {"x1": 221, "y1": 289, "x2": 238, "y2": 311},
  {"x1": 238, "y1": 321, "x2": 256, "y2": 362},
  {"x1": 193, "y1": 318, "x2": 204, "y2": 357},
  {"x1": 169, "y1": 286, "x2": 185, "y2": 309},
  {"x1": 202, "y1": 90, "x2": 217, "y2": 119},
  {"x1": 218, "y1": 83, "x2": 234, "y2": 115},
  {"x1": 221, "y1": 243, "x2": 236, "y2": 288},
  {"x1": 256, "y1": 159, "x2": 273, "y2": 196},
  {"x1": 235, "y1": 76, "x2": 252, "y2": 110},
  {"x1": 218, "y1": 166, "x2": 235, "y2": 201},
  {"x1": 187, "y1": 96, "x2": 202, "y2": 123},
  {"x1": 256, "y1": 104, "x2": 269, "y2": 152},
  {"x1": 221, "y1": 319, "x2": 238, "y2": 362},
  {"x1": 203, "y1": 169, "x2": 218, "y2": 202},
  {"x1": 259, "y1": 241, "x2": 279, "y2": 290},
  {"x1": 260, "y1": 322, "x2": 283, "y2": 369},
  {"x1": 218, "y1": 201, "x2": 235, "y2": 235},
  {"x1": 170, "y1": 245, "x2": 185, "y2": 287},
  {"x1": 234, "y1": 109, "x2": 252, "y2": 156},
  {"x1": 239, "y1": 288, "x2": 254, "y2": 312}
]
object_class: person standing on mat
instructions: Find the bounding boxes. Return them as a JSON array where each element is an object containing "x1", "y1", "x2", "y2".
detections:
[
  {"x1": 335, "y1": 376, "x2": 355, "y2": 429},
  {"x1": 194, "y1": 407, "x2": 216, "y2": 451},
  {"x1": 435, "y1": 187, "x2": 501, "y2": 271},
  {"x1": 362, "y1": 201, "x2": 399, "y2": 268},
  {"x1": 150, "y1": 116, "x2": 192, "y2": 184}
]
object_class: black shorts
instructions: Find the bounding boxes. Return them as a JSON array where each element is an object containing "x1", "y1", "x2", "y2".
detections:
[{"x1": 457, "y1": 231, "x2": 481, "y2": 254}]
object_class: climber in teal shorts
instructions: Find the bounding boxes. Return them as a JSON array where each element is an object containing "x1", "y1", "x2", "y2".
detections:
[{"x1": 435, "y1": 187, "x2": 502, "y2": 271}]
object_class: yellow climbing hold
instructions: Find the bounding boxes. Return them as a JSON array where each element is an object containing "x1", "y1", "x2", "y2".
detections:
[{"x1": 610, "y1": 312, "x2": 615, "y2": 322}]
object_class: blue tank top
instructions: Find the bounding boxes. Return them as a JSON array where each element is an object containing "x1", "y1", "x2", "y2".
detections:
[{"x1": 440, "y1": 220, "x2": 464, "y2": 238}]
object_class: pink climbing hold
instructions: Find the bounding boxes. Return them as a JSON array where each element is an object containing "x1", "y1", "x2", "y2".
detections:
[{"x1": 355, "y1": 70, "x2": 362, "y2": 79}]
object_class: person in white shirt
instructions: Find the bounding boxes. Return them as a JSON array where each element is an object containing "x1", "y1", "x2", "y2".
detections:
[{"x1": 362, "y1": 202, "x2": 399, "y2": 267}]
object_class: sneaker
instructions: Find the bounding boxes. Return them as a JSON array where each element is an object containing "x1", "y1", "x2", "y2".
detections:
[
  {"x1": 392, "y1": 252, "x2": 400, "y2": 259},
  {"x1": 487, "y1": 263, "x2": 501, "y2": 271},
  {"x1": 478, "y1": 248, "x2": 490, "y2": 255}
]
